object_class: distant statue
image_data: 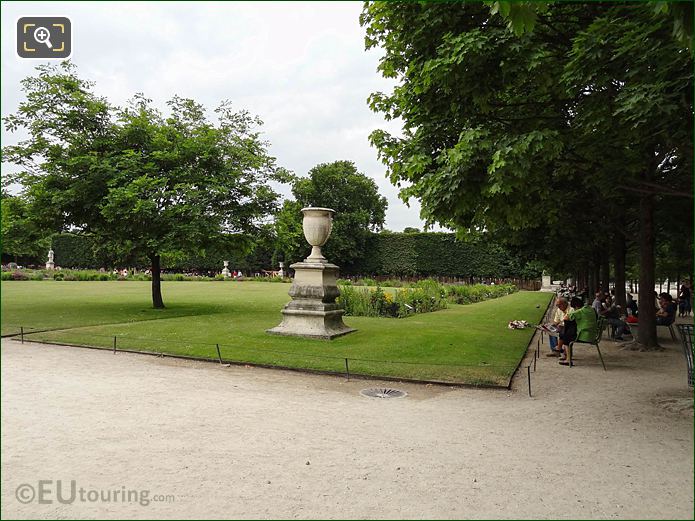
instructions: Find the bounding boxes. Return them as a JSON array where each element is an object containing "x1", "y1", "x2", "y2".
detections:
[
  {"x1": 278, "y1": 261, "x2": 285, "y2": 278},
  {"x1": 222, "y1": 260, "x2": 231, "y2": 278},
  {"x1": 46, "y1": 249, "x2": 55, "y2": 270}
]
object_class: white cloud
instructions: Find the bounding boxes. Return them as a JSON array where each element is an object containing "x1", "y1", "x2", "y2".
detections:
[{"x1": 1, "y1": 1, "x2": 429, "y2": 230}]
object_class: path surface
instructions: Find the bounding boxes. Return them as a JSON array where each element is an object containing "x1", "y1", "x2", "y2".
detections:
[{"x1": 1, "y1": 329, "x2": 693, "y2": 519}]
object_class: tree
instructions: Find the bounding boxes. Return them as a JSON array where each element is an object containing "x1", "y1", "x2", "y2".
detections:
[
  {"x1": 275, "y1": 160, "x2": 387, "y2": 268},
  {"x1": 403, "y1": 227, "x2": 420, "y2": 233},
  {"x1": 3, "y1": 62, "x2": 288, "y2": 307},
  {"x1": 361, "y1": 2, "x2": 692, "y2": 348},
  {"x1": 1, "y1": 191, "x2": 52, "y2": 263}
]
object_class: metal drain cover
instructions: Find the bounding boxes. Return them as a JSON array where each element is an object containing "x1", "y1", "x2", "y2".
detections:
[{"x1": 360, "y1": 388, "x2": 407, "y2": 399}]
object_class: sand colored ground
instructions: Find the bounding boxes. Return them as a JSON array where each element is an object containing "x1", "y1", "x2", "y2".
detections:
[{"x1": 1, "y1": 327, "x2": 693, "y2": 519}]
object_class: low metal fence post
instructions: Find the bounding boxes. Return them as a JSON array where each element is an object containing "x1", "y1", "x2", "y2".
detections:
[
  {"x1": 527, "y1": 365, "x2": 532, "y2": 397},
  {"x1": 113, "y1": 336, "x2": 116, "y2": 354},
  {"x1": 20, "y1": 326, "x2": 24, "y2": 344},
  {"x1": 216, "y1": 343, "x2": 222, "y2": 364},
  {"x1": 345, "y1": 358, "x2": 350, "y2": 381}
]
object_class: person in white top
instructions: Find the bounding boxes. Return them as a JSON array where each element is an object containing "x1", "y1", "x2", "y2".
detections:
[{"x1": 546, "y1": 297, "x2": 573, "y2": 357}]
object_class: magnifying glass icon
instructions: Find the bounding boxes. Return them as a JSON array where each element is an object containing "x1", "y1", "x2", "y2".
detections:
[{"x1": 33, "y1": 26, "x2": 53, "y2": 49}]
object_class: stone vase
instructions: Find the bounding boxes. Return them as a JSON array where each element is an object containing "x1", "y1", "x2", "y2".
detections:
[{"x1": 301, "y1": 207, "x2": 334, "y2": 263}]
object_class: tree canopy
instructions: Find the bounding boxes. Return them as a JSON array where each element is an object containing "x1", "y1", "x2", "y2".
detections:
[
  {"x1": 275, "y1": 160, "x2": 387, "y2": 268},
  {"x1": 361, "y1": 1, "x2": 693, "y2": 347}
]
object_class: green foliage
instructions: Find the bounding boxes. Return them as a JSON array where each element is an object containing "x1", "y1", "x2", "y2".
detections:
[
  {"x1": 350, "y1": 232, "x2": 526, "y2": 277},
  {"x1": 49, "y1": 232, "x2": 279, "y2": 272},
  {"x1": 338, "y1": 281, "x2": 448, "y2": 318},
  {"x1": 50, "y1": 230, "x2": 536, "y2": 279},
  {"x1": 446, "y1": 283, "x2": 517, "y2": 304},
  {"x1": 361, "y1": 2, "x2": 692, "y2": 347},
  {"x1": 338, "y1": 279, "x2": 517, "y2": 318},
  {"x1": 275, "y1": 160, "x2": 387, "y2": 266},
  {"x1": 1, "y1": 191, "x2": 51, "y2": 259}
]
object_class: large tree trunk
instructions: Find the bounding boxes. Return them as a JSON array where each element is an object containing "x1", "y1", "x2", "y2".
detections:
[
  {"x1": 637, "y1": 192, "x2": 657, "y2": 348},
  {"x1": 590, "y1": 254, "x2": 600, "y2": 296},
  {"x1": 613, "y1": 231, "x2": 627, "y2": 309},
  {"x1": 600, "y1": 249, "x2": 610, "y2": 294},
  {"x1": 150, "y1": 254, "x2": 165, "y2": 309}
]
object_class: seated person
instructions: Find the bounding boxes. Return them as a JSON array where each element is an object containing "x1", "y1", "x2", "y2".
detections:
[
  {"x1": 592, "y1": 291, "x2": 605, "y2": 316},
  {"x1": 656, "y1": 294, "x2": 677, "y2": 326},
  {"x1": 546, "y1": 297, "x2": 573, "y2": 357},
  {"x1": 626, "y1": 293, "x2": 638, "y2": 317},
  {"x1": 559, "y1": 296, "x2": 598, "y2": 366},
  {"x1": 602, "y1": 296, "x2": 630, "y2": 341}
]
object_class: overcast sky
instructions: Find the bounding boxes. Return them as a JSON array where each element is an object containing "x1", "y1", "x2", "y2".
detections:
[{"x1": 1, "y1": 1, "x2": 433, "y2": 231}]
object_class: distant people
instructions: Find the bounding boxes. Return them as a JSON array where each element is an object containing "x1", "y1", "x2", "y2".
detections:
[
  {"x1": 592, "y1": 291, "x2": 605, "y2": 316},
  {"x1": 656, "y1": 294, "x2": 677, "y2": 326},
  {"x1": 678, "y1": 283, "x2": 691, "y2": 317},
  {"x1": 559, "y1": 296, "x2": 598, "y2": 366}
]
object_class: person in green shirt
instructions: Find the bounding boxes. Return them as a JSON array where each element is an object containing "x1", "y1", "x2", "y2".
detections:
[{"x1": 558, "y1": 296, "x2": 598, "y2": 366}]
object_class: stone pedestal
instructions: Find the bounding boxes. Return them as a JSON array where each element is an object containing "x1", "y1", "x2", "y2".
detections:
[
  {"x1": 266, "y1": 261, "x2": 355, "y2": 340},
  {"x1": 222, "y1": 260, "x2": 230, "y2": 278},
  {"x1": 541, "y1": 274, "x2": 552, "y2": 292}
]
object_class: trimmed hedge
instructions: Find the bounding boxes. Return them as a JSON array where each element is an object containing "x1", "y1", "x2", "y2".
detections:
[
  {"x1": 50, "y1": 231, "x2": 537, "y2": 278},
  {"x1": 344, "y1": 232, "x2": 528, "y2": 278},
  {"x1": 51, "y1": 234, "x2": 273, "y2": 272}
]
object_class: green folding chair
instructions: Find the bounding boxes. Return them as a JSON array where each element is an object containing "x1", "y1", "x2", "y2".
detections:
[{"x1": 568, "y1": 316, "x2": 607, "y2": 370}]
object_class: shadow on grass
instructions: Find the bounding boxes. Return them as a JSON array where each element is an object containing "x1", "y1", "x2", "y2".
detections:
[{"x1": 1, "y1": 301, "x2": 231, "y2": 337}]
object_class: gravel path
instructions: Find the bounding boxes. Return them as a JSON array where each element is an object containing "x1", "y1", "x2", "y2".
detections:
[{"x1": 1, "y1": 331, "x2": 692, "y2": 519}]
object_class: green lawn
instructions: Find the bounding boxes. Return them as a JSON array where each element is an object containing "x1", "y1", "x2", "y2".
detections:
[{"x1": 1, "y1": 281, "x2": 551, "y2": 386}]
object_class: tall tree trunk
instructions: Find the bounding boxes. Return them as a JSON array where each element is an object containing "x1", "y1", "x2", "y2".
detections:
[
  {"x1": 592, "y1": 254, "x2": 600, "y2": 296},
  {"x1": 613, "y1": 232, "x2": 627, "y2": 309},
  {"x1": 600, "y1": 249, "x2": 610, "y2": 294},
  {"x1": 588, "y1": 266, "x2": 595, "y2": 297},
  {"x1": 150, "y1": 254, "x2": 165, "y2": 309},
  {"x1": 637, "y1": 192, "x2": 657, "y2": 348}
]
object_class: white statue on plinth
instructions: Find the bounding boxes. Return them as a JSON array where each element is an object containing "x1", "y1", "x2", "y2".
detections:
[
  {"x1": 46, "y1": 249, "x2": 55, "y2": 270},
  {"x1": 222, "y1": 260, "x2": 231, "y2": 278},
  {"x1": 278, "y1": 262, "x2": 285, "y2": 278}
]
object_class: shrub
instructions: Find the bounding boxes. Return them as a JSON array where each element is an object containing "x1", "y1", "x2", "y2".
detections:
[
  {"x1": 358, "y1": 277, "x2": 378, "y2": 286},
  {"x1": 445, "y1": 283, "x2": 517, "y2": 304},
  {"x1": 338, "y1": 282, "x2": 447, "y2": 318},
  {"x1": 338, "y1": 281, "x2": 516, "y2": 318}
]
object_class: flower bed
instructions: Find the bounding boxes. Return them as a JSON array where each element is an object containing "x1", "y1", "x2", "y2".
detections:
[{"x1": 338, "y1": 280, "x2": 518, "y2": 318}]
